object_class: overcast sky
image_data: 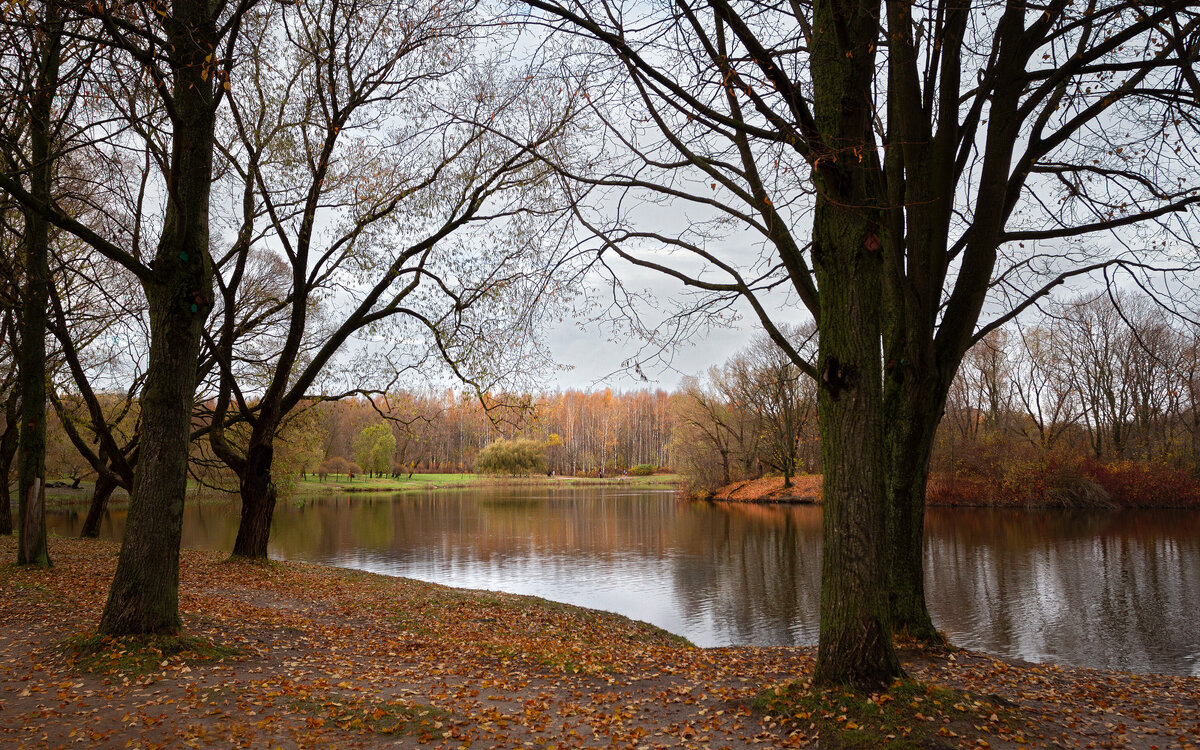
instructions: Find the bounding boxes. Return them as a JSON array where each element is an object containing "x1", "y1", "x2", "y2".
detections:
[
  {"x1": 539, "y1": 258, "x2": 814, "y2": 391},
  {"x1": 544, "y1": 316, "x2": 755, "y2": 391}
]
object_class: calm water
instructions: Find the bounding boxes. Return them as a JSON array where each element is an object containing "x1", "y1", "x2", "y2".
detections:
[{"x1": 47, "y1": 488, "x2": 1200, "y2": 676}]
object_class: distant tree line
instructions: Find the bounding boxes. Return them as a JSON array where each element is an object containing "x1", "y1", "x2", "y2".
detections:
[
  {"x1": 671, "y1": 330, "x2": 820, "y2": 495},
  {"x1": 26, "y1": 289, "x2": 1200, "y2": 508},
  {"x1": 935, "y1": 294, "x2": 1200, "y2": 507},
  {"x1": 312, "y1": 388, "x2": 675, "y2": 478}
]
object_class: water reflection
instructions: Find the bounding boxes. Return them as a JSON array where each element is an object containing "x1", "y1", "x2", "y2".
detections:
[
  {"x1": 923, "y1": 509, "x2": 1200, "y2": 676},
  {"x1": 47, "y1": 490, "x2": 1200, "y2": 676}
]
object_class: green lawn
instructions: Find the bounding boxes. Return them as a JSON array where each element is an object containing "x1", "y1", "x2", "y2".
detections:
[
  {"x1": 293, "y1": 472, "x2": 680, "y2": 494},
  {"x1": 32, "y1": 471, "x2": 681, "y2": 506}
]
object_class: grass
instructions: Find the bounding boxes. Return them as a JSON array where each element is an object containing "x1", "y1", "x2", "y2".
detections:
[
  {"x1": 292, "y1": 472, "x2": 681, "y2": 495},
  {"x1": 61, "y1": 633, "x2": 242, "y2": 676},
  {"x1": 755, "y1": 677, "x2": 1022, "y2": 749},
  {"x1": 30, "y1": 471, "x2": 681, "y2": 507}
]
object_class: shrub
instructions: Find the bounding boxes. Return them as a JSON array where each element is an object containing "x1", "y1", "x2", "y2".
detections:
[
  {"x1": 926, "y1": 475, "x2": 990, "y2": 506},
  {"x1": 932, "y1": 454, "x2": 1117, "y2": 508},
  {"x1": 474, "y1": 438, "x2": 548, "y2": 476},
  {"x1": 997, "y1": 455, "x2": 1112, "y2": 508},
  {"x1": 630, "y1": 464, "x2": 656, "y2": 476},
  {"x1": 318, "y1": 456, "x2": 350, "y2": 479},
  {"x1": 1082, "y1": 459, "x2": 1200, "y2": 508}
]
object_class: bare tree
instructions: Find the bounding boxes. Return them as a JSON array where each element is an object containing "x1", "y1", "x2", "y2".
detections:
[
  {"x1": 1009, "y1": 323, "x2": 1080, "y2": 452},
  {"x1": 723, "y1": 328, "x2": 817, "y2": 488},
  {"x1": 0, "y1": 0, "x2": 70, "y2": 566},
  {"x1": 202, "y1": 0, "x2": 577, "y2": 557},
  {"x1": 671, "y1": 374, "x2": 742, "y2": 490},
  {"x1": 1181, "y1": 327, "x2": 1200, "y2": 467},
  {"x1": 525, "y1": 0, "x2": 1200, "y2": 685},
  {"x1": 0, "y1": 311, "x2": 19, "y2": 536},
  {"x1": 45, "y1": 249, "x2": 146, "y2": 537}
]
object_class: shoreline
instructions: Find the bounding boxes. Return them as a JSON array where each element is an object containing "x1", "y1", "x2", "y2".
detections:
[
  {"x1": 304, "y1": 474, "x2": 681, "y2": 495},
  {"x1": 3, "y1": 536, "x2": 1197, "y2": 748},
  {"x1": 38, "y1": 473, "x2": 682, "y2": 509},
  {"x1": 706, "y1": 474, "x2": 1200, "y2": 509},
  {"x1": 39, "y1": 470, "x2": 1200, "y2": 510}
]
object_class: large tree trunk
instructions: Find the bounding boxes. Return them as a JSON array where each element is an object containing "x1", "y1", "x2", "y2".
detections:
[
  {"x1": 809, "y1": 0, "x2": 902, "y2": 690},
  {"x1": 80, "y1": 470, "x2": 118, "y2": 539},
  {"x1": 811, "y1": 206, "x2": 902, "y2": 687},
  {"x1": 0, "y1": 388, "x2": 18, "y2": 536},
  {"x1": 16, "y1": 0, "x2": 60, "y2": 568},
  {"x1": 97, "y1": 0, "x2": 215, "y2": 635},
  {"x1": 99, "y1": 278, "x2": 210, "y2": 634},
  {"x1": 232, "y1": 442, "x2": 276, "y2": 558}
]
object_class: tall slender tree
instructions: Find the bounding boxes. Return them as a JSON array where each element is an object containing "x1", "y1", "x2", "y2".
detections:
[
  {"x1": 0, "y1": 313, "x2": 18, "y2": 536},
  {"x1": 0, "y1": 0, "x2": 258, "y2": 632},
  {"x1": 9, "y1": 0, "x2": 65, "y2": 567}
]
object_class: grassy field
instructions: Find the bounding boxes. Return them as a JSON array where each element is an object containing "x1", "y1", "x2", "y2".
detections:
[
  {"x1": 292, "y1": 472, "x2": 682, "y2": 495},
  {"x1": 33, "y1": 471, "x2": 681, "y2": 506}
]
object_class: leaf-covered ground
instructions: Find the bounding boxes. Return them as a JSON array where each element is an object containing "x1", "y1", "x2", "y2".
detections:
[
  {"x1": 1, "y1": 536, "x2": 1197, "y2": 748},
  {"x1": 710, "y1": 476, "x2": 823, "y2": 503}
]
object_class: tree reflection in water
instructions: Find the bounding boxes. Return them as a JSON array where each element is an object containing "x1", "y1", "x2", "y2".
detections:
[{"x1": 48, "y1": 490, "x2": 1200, "y2": 675}]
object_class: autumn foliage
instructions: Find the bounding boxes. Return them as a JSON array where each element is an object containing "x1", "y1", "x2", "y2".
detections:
[
  {"x1": 473, "y1": 438, "x2": 549, "y2": 476},
  {"x1": 5, "y1": 536, "x2": 1199, "y2": 748}
]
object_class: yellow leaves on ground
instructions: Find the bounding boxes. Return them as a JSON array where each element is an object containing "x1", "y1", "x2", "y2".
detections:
[{"x1": 1, "y1": 536, "x2": 1199, "y2": 748}]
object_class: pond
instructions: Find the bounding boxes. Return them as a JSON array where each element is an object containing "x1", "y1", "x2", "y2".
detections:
[{"x1": 47, "y1": 487, "x2": 1200, "y2": 676}]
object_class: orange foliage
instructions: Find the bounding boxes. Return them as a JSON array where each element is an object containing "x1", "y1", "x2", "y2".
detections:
[
  {"x1": 929, "y1": 458, "x2": 1200, "y2": 509},
  {"x1": 711, "y1": 475, "x2": 822, "y2": 503},
  {"x1": 1082, "y1": 459, "x2": 1200, "y2": 508}
]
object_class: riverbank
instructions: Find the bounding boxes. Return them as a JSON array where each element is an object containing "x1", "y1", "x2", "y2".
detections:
[
  {"x1": 3, "y1": 536, "x2": 1197, "y2": 748},
  {"x1": 291, "y1": 472, "x2": 682, "y2": 495},
  {"x1": 33, "y1": 472, "x2": 682, "y2": 509},
  {"x1": 709, "y1": 468, "x2": 1200, "y2": 508},
  {"x1": 710, "y1": 475, "x2": 823, "y2": 503}
]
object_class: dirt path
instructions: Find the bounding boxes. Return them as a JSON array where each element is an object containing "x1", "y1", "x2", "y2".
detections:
[{"x1": 1, "y1": 537, "x2": 1197, "y2": 748}]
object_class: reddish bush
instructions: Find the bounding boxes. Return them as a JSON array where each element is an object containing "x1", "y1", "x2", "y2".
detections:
[
  {"x1": 929, "y1": 456, "x2": 1200, "y2": 508},
  {"x1": 1081, "y1": 460, "x2": 1200, "y2": 508},
  {"x1": 926, "y1": 475, "x2": 993, "y2": 506}
]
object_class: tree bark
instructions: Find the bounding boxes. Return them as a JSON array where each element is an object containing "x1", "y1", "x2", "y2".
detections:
[
  {"x1": 883, "y1": 388, "x2": 943, "y2": 642},
  {"x1": 99, "y1": 238, "x2": 212, "y2": 635},
  {"x1": 809, "y1": 0, "x2": 902, "y2": 690},
  {"x1": 812, "y1": 228, "x2": 901, "y2": 686},
  {"x1": 231, "y1": 442, "x2": 276, "y2": 558},
  {"x1": 811, "y1": 206, "x2": 902, "y2": 688},
  {"x1": 16, "y1": 0, "x2": 61, "y2": 568},
  {"x1": 0, "y1": 388, "x2": 18, "y2": 536},
  {"x1": 80, "y1": 470, "x2": 117, "y2": 538},
  {"x1": 97, "y1": 0, "x2": 216, "y2": 635}
]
